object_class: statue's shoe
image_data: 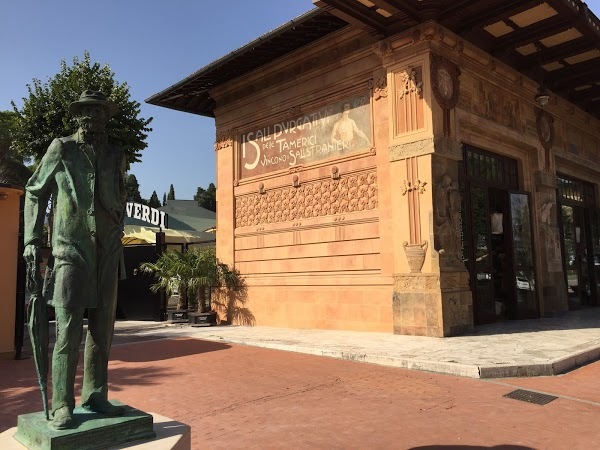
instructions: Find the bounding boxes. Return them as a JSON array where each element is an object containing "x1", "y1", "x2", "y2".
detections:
[
  {"x1": 82, "y1": 397, "x2": 125, "y2": 416},
  {"x1": 52, "y1": 406, "x2": 75, "y2": 430}
]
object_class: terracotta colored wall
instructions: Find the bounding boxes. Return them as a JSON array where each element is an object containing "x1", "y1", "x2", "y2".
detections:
[
  {"x1": 209, "y1": 20, "x2": 600, "y2": 333},
  {"x1": 211, "y1": 27, "x2": 394, "y2": 331},
  {"x1": 0, "y1": 188, "x2": 22, "y2": 359}
]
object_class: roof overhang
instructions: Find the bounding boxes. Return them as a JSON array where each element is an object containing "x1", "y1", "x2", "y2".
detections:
[
  {"x1": 316, "y1": 0, "x2": 600, "y2": 118},
  {"x1": 146, "y1": 8, "x2": 348, "y2": 118},
  {"x1": 147, "y1": 1, "x2": 600, "y2": 119}
]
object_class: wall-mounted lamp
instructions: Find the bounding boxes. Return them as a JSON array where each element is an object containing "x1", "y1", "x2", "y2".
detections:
[
  {"x1": 0, "y1": 192, "x2": 8, "y2": 200},
  {"x1": 535, "y1": 84, "x2": 551, "y2": 107}
]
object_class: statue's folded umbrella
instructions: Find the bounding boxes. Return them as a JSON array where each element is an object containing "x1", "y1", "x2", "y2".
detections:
[{"x1": 26, "y1": 256, "x2": 49, "y2": 421}]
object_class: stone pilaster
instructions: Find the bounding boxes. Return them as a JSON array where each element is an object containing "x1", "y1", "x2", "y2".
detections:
[
  {"x1": 391, "y1": 137, "x2": 473, "y2": 337},
  {"x1": 533, "y1": 170, "x2": 568, "y2": 316}
]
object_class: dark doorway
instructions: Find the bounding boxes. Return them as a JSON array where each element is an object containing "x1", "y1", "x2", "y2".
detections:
[
  {"x1": 117, "y1": 245, "x2": 164, "y2": 321},
  {"x1": 557, "y1": 175, "x2": 599, "y2": 309},
  {"x1": 460, "y1": 146, "x2": 538, "y2": 325}
]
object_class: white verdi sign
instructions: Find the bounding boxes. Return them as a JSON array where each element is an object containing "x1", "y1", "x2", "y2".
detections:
[{"x1": 126, "y1": 202, "x2": 168, "y2": 228}]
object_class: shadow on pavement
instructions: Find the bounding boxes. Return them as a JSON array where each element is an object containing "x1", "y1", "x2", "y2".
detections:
[
  {"x1": 111, "y1": 338, "x2": 231, "y2": 363},
  {"x1": 108, "y1": 364, "x2": 177, "y2": 392},
  {"x1": 466, "y1": 308, "x2": 600, "y2": 336}
]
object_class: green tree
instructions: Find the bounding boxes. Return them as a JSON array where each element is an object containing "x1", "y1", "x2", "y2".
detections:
[
  {"x1": 0, "y1": 110, "x2": 18, "y2": 157},
  {"x1": 162, "y1": 192, "x2": 167, "y2": 206},
  {"x1": 140, "y1": 247, "x2": 242, "y2": 313},
  {"x1": 148, "y1": 190, "x2": 161, "y2": 208},
  {"x1": 10, "y1": 51, "x2": 152, "y2": 166},
  {"x1": 194, "y1": 182, "x2": 217, "y2": 212},
  {"x1": 167, "y1": 184, "x2": 175, "y2": 201},
  {"x1": 124, "y1": 173, "x2": 143, "y2": 203},
  {"x1": 0, "y1": 110, "x2": 31, "y2": 187}
]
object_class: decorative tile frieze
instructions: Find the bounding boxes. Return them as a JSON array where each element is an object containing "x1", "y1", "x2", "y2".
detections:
[{"x1": 234, "y1": 170, "x2": 378, "y2": 227}]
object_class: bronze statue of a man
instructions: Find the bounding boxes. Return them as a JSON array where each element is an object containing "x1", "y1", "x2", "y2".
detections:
[{"x1": 24, "y1": 90, "x2": 126, "y2": 429}]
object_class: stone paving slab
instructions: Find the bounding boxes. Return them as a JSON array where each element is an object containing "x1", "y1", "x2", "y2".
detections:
[{"x1": 112, "y1": 308, "x2": 600, "y2": 378}]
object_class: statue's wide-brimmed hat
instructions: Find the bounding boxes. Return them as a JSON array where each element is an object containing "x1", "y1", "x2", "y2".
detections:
[{"x1": 69, "y1": 90, "x2": 118, "y2": 118}]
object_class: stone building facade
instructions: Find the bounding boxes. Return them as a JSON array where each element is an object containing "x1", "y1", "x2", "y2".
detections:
[{"x1": 149, "y1": 2, "x2": 600, "y2": 336}]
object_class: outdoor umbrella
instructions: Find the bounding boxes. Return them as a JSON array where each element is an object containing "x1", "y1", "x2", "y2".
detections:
[{"x1": 26, "y1": 254, "x2": 49, "y2": 420}]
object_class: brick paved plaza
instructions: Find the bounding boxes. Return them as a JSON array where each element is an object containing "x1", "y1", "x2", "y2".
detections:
[{"x1": 1, "y1": 336, "x2": 599, "y2": 449}]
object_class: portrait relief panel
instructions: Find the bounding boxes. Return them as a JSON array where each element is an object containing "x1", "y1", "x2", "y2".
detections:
[{"x1": 239, "y1": 93, "x2": 372, "y2": 179}]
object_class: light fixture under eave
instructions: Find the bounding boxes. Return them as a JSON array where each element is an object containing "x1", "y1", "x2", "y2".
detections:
[
  {"x1": 535, "y1": 84, "x2": 551, "y2": 107},
  {"x1": 0, "y1": 192, "x2": 8, "y2": 200}
]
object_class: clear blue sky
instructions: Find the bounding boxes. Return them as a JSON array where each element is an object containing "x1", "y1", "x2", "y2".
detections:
[
  {"x1": 2, "y1": 1, "x2": 599, "y2": 200},
  {"x1": 0, "y1": 0, "x2": 314, "y2": 200}
]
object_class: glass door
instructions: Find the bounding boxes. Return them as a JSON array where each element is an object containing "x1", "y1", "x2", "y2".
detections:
[
  {"x1": 470, "y1": 185, "x2": 495, "y2": 324},
  {"x1": 560, "y1": 205, "x2": 593, "y2": 309},
  {"x1": 561, "y1": 205, "x2": 579, "y2": 307},
  {"x1": 592, "y1": 210, "x2": 600, "y2": 306},
  {"x1": 508, "y1": 192, "x2": 538, "y2": 318}
]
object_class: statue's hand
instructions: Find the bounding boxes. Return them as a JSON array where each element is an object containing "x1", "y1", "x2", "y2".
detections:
[
  {"x1": 24, "y1": 244, "x2": 40, "y2": 264},
  {"x1": 24, "y1": 244, "x2": 43, "y2": 292}
]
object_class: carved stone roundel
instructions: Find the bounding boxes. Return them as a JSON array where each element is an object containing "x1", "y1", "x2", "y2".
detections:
[
  {"x1": 536, "y1": 110, "x2": 554, "y2": 150},
  {"x1": 436, "y1": 68, "x2": 454, "y2": 100},
  {"x1": 431, "y1": 54, "x2": 460, "y2": 110}
]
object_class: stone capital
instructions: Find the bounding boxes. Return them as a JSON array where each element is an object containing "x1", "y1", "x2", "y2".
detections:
[
  {"x1": 434, "y1": 138, "x2": 463, "y2": 161},
  {"x1": 214, "y1": 129, "x2": 233, "y2": 151},
  {"x1": 389, "y1": 138, "x2": 434, "y2": 162},
  {"x1": 534, "y1": 171, "x2": 557, "y2": 190}
]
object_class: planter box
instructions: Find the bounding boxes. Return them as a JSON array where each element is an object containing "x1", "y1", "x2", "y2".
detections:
[
  {"x1": 167, "y1": 309, "x2": 188, "y2": 323},
  {"x1": 188, "y1": 311, "x2": 217, "y2": 327}
]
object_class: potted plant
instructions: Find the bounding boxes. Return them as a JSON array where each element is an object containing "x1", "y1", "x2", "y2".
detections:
[
  {"x1": 139, "y1": 250, "x2": 190, "y2": 322},
  {"x1": 140, "y1": 247, "x2": 241, "y2": 326}
]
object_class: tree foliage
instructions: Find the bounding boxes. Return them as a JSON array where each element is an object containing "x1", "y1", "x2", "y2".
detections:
[
  {"x1": 194, "y1": 182, "x2": 216, "y2": 211},
  {"x1": 124, "y1": 173, "x2": 143, "y2": 203},
  {"x1": 10, "y1": 51, "x2": 152, "y2": 166},
  {"x1": 0, "y1": 110, "x2": 31, "y2": 187},
  {"x1": 162, "y1": 192, "x2": 167, "y2": 206},
  {"x1": 167, "y1": 184, "x2": 175, "y2": 200},
  {"x1": 0, "y1": 110, "x2": 19, "y2": 158},
  {"x1": 148, "y1": 190, "x2": 161, "y2": 208}
]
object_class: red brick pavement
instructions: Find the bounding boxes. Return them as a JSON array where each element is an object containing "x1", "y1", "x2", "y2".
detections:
[{"x1": 1, "y1": 338, "x2": 599, "y2": 449}]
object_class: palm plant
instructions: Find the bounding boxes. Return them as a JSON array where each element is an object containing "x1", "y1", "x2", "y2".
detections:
[
  {"x1": 139, "y1": 250, "x2": 188, "y2": 308},
  {"x1": 140, "y1": 247, "x2": 241, "y2": 313}
]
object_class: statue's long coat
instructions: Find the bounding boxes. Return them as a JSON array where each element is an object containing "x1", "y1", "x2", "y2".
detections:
[{"x1": 24, "y1": 132, "x2": 126, "y2": 309}]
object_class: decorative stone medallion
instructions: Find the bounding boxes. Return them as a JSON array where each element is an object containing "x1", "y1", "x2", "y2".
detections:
[
  {"x1": 536, "y1": 109, "x2": 554, "y2": 150},
  {"x1": 431, "y1": 54, "x2": 461, "y2": 110}
]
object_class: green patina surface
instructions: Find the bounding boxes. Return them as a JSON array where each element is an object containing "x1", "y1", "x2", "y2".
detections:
[{"x1": 13, "y1": 402, "x2": 155, "y2": 450}]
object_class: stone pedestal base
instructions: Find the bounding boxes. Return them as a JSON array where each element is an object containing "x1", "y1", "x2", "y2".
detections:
[
  {"x1": 392, "y1": 272, "x2": 473, "y2": 337},
  {"x1": 1, "y1": 411, "x2": 190, "y2": 450}
]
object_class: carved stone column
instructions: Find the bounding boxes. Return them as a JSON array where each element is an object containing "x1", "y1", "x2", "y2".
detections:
[
  {"x1": 430, "y1": 139, "x2": 473, "y2": 336},
  {"x1": 390, "y1": 137, "x2": 473, "y2": 336},
  {"x1": 533, "y1": 171, "x2": 568, "y2": 316},
  {"x1": 389, "y1": 53, "x2": 473, "y2": 337}
]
